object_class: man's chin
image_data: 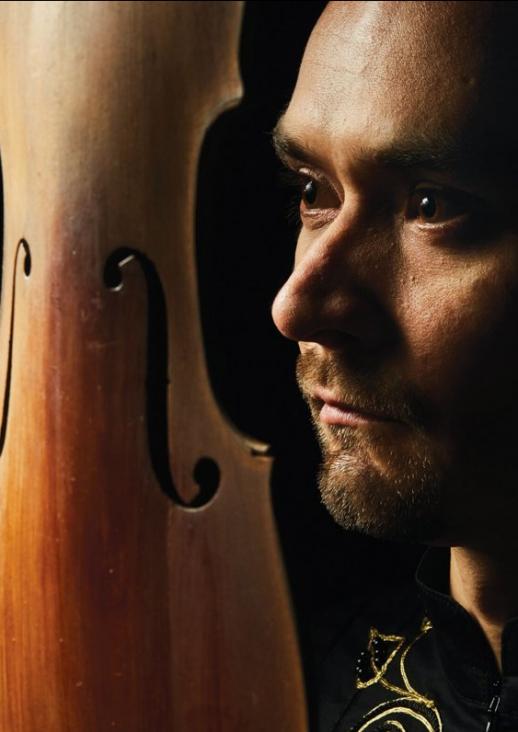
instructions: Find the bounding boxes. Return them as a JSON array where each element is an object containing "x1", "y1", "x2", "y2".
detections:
[{"x1": 317, "y1": 448, "x2": 445, "y2": 544}]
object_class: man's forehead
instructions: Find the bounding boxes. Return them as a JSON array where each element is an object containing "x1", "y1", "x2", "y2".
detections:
[
  {"x1": 282, "y1": 2, "x2": 518, "y2": 175},
  {"x1": 309, "y1": 1, "x2": 492, "y2": 66},
  {"x1": 304, "y1": 2, "x2": 395, "y2": 80},
  {"x1": 292, "y1": 4, "x2": 489, "y2": 135},
  {"x1": 275, "y1": 2, "x2": 518, "y2": 190}
]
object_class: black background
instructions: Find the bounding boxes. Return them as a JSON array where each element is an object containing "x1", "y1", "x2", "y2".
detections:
[{"x1": 196, "y1": 1, "x2": 423, "y2": 719}]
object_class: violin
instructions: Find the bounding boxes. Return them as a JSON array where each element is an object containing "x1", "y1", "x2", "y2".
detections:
[{"x1": 0, "y1": 2, "x2": 307, "y2": 729}]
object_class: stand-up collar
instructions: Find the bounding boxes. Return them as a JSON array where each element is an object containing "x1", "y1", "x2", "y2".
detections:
[{"x1": 416, "y1": 548, "x2": 518, "y2": 718}]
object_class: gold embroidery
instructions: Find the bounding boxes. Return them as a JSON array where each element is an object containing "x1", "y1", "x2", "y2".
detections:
[
  {"x1": 356, "y1": 629, "x2": 405, "y2": 689},
  {"x1": 356, "y1": 703, "x2": 437, "y2": 732},
  {"x1": 354, "y1": 618, "x2": 443, "y2": 732},
  {"x1": 399, "y1": 618, "x2": 435, "y2": 707}
]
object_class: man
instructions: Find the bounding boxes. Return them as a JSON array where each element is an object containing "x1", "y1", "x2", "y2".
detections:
[{"x1": 271, "y1": 2, "x2": 518, "y2": 730}]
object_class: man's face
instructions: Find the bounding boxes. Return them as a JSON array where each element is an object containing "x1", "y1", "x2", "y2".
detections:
[{"x1": 272, "y1": 1, "x2": 518, "y2": 546}]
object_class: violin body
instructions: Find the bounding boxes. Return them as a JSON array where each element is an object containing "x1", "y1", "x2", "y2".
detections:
[{"x1": 0, "y1": 2, "x2": 307, "y2": 729}]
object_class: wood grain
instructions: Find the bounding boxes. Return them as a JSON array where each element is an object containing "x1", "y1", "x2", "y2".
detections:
[{"x1": 0, "y1": 2, "x2": 308, "y2": 729}]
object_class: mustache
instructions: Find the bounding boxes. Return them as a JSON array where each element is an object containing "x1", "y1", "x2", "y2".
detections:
[{"x1": 295, "y1": 350, "x2": 427, "y2": 426}]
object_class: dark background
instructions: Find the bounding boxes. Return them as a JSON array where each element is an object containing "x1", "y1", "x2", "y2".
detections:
[{"x1": 196, "y1": 1, "x2": 423, "y2": 719}]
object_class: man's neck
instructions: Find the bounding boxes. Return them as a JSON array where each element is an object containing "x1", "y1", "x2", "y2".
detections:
[{"x1": 450, "y1": 545, "x2": 518, "y2": 671}]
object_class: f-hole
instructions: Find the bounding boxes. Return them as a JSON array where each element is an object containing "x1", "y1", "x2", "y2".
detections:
[
  {"x1": 104, "y1": 247, "x2": 220, "y2": 509},
  {"x1": 0, "y1": 238, "x2": 32, "y2": 456},
  {"x1": 0, "y1": 151, "x2": 3, "y2": 298}
]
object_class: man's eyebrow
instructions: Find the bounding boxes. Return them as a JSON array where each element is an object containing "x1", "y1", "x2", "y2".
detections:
[
  {"x1": 372, "y1": 137, "x2": 463, "y2": 172},
  {"x1": 272, "y1": 119, "x2": 462, "y2": 173},
  {"x1": 271, "y1": 119, "x2": 322, "y2": 168},
  {"x1": 272, "y1": 116, "x2": 518, "y2": 187}
]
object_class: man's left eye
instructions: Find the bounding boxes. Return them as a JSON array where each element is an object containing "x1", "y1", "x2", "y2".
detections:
[{"x1": 406, "y1": 187, "x2": 470, "y2": 225}]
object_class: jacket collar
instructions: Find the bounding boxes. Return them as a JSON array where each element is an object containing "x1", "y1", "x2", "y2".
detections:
[{"x1": 416, "y1": 547, "x2": 518, "y2": 714}]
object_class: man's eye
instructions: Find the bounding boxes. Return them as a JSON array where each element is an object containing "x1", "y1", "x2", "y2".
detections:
[
  {"x1": 278, "y1": 167, "x2": 339, "y2": 222},
  {"x1": 302, "y1": 179, "x2": 318, "y2": 206},
  {"x1": 406, "y1": 187, "x2": 470, "y2": 225},
  {"x1": 299, "y1": 175, "x2": 338, "y2": 212}
]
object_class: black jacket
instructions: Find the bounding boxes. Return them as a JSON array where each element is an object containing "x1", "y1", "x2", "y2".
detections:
[{"x1": 314, "y1": 548, "x2": 518, "y2": 731}]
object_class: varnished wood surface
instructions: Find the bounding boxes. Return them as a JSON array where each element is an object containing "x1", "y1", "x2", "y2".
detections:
[{"x1": 0, "y1": 2, "x2": 308, "y2": 729}]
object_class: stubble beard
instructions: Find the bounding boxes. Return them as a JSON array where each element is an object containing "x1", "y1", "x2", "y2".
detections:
[{"x1": 297, "y1": 352, "x2": 446, "y2": 543}]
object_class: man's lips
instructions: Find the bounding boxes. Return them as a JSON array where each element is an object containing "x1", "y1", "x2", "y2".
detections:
[{"x1": 312, "y1": 388, "x2": 398, "y2": 427}]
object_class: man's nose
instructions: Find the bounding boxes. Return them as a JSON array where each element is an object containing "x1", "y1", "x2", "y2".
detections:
[{"x1": 271, "y1": 218, "x2": 394, "y2": 352}]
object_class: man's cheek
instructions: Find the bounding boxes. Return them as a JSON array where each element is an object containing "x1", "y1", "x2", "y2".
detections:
[{"x1": 402, "y1": 277, "x2": 518, "y2": 410}]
